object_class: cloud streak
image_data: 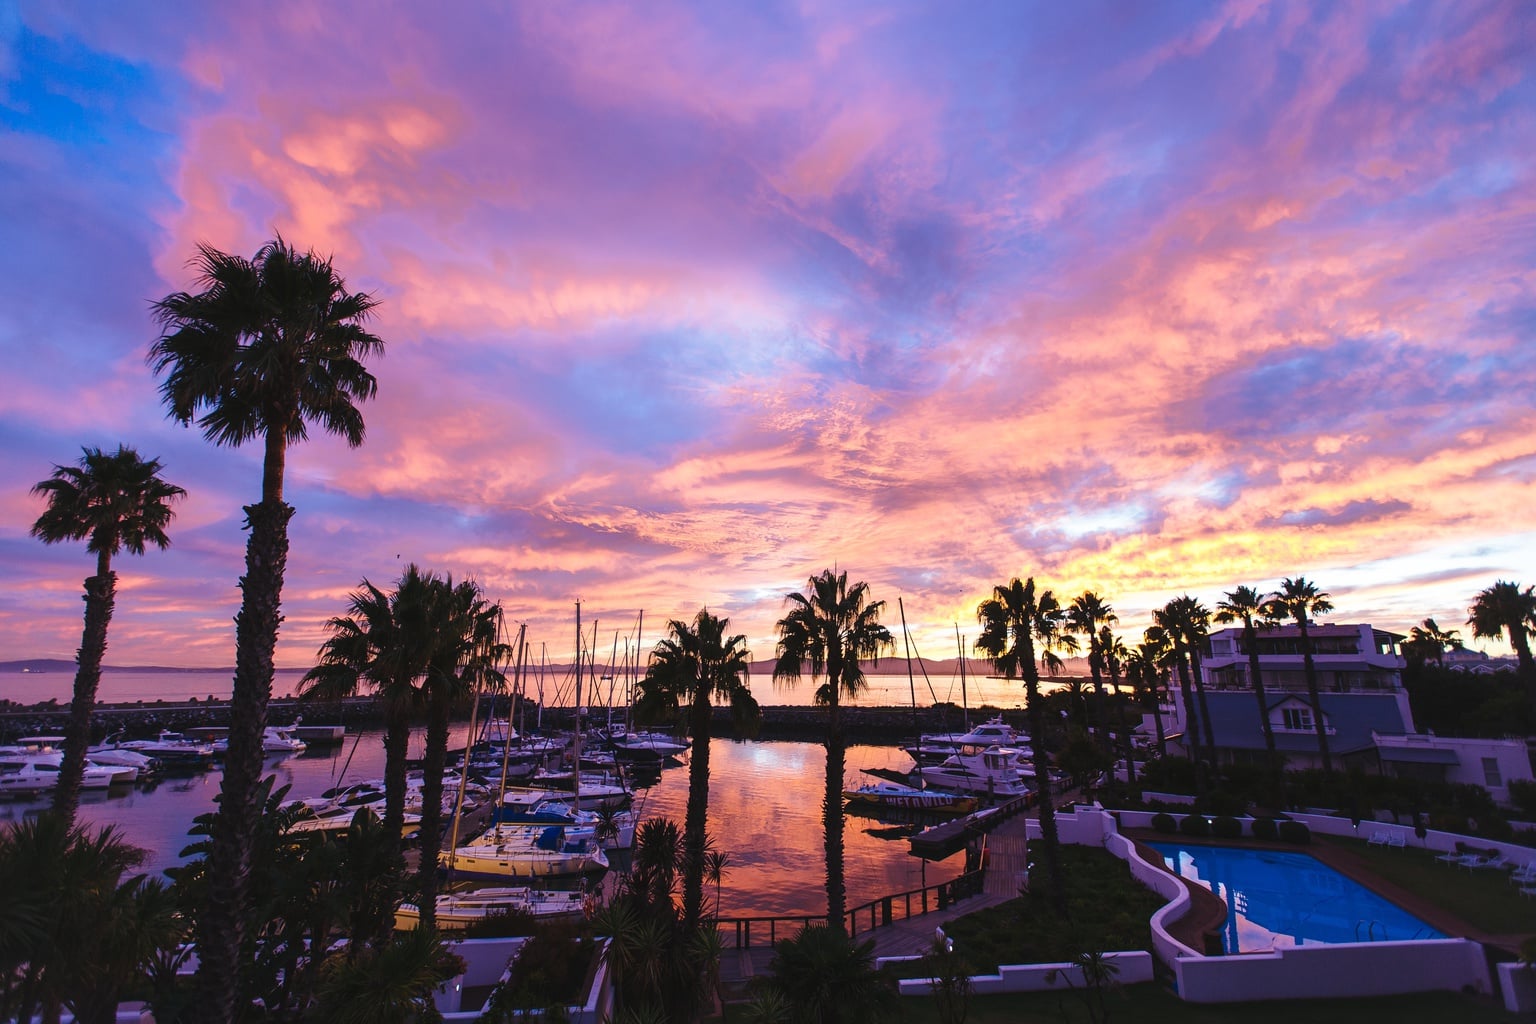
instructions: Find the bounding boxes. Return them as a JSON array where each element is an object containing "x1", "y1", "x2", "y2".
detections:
[{"x1": 1, "y1": 0, "x2": 1534, "y2": 670}]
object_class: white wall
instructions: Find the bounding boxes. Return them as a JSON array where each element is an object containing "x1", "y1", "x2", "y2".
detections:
[
  {"x1": 891, "y1": 951, "x2": 1154, "y2": 996},
  {"x1": 1174, "y1": 939, "x2": 1490, "y2": 1003}
]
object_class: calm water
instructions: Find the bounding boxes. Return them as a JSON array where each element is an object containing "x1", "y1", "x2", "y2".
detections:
[
  {"x1": 0, "y1": 732, "x2": 963, "y2": 920},
  {"x1": 1149, "y1": 843, "x2": 1445, "y2": 951},
  {"x1": 4, "y1": 668, "x2": 1037, "y2": 710}
]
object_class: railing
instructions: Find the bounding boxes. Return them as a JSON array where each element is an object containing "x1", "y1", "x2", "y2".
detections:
[{"x1": 717, "y1": 868, "x2": 986, "y2": 948}]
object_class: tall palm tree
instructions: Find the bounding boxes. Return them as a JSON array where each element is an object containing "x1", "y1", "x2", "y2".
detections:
[
  {"x1": 1405, "y1": 617, "x2": 1464, "y2": 668},
  {"x1": 1215, "y1": 586, "x2": 1282, "y2": 792},
  {"x1": 1468, "y1": 581, "x2": 1536, "y2": 716},
  {"x1": 773, "y1": 570, "x2": 893, "y2": 932},
  {"x1": 1126, "y1": 637, "x2": 1169, "y2": 756},
  {"x1": 975, "y1": 577, "x2": 1073, "y2": 917},
  {"x1": 1155, "y1": 597, "x2": 1215, "y2": 770},
  {"x1": 300, "y1": 567, "x2": 438, "y2": 880},
  {"x1": 30, "y1": 446, "x2": 185, "y2": 826},
  {"x1": 638, "y1": 609, "x2": 759, "y2": 927},
  {"x1": 1067, "y1": 592, "x2": 1116, "y2": 732},
  {"x1": 415, "y1": 576, "x2": 507, "y2": 929},
  {"x1": 1264, "y1": 577, "x2": 1335, "y2": 774},
  {"x1": 150, "y1": 236, "x2": 383, "y2": 1017},
  {"x1": 1098, "y1": 627, "x2": 1135, "y2": 784}
]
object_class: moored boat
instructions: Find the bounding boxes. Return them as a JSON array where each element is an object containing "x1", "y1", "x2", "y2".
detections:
[
  {"x1": 843, "y1": 781, "x2": 978, "y2": 814},
  {"x1": 445, "y1": 825, "x2": 609, "y2": 880},
  {"x1": 394, "y1": 885, "x2": 588, "y2": 930}
]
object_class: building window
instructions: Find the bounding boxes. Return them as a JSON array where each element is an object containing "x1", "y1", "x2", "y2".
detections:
[
  {"x1": 1281, "y1": 707, "x2": 1312, "y2": 731},
  {"x1": 1483, "y1": 758, "x2": 1503, "y2": 788}
]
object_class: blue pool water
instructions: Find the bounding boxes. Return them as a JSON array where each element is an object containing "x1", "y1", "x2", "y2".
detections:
[{"x1": 1148, "y1": 842, "x2": 1446, "y2": 953}]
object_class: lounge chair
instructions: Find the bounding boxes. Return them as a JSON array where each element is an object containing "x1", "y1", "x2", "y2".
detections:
[
  {"x1": 1508, "y1": 862, "x2": 1536, "y2": 884},
  {"x1": 1463, "y1": 852, "x2": 1511, "y2": 872},
  {"x1": 1434, "y1": 849, "x2": 1467, "y2": 865},
  {"x1": 1386, "y1": 833, "x2": 1406, "y2": 849},
  {"x1": 1367, "y1": 831, "x2": 1389, "y2": 847}
]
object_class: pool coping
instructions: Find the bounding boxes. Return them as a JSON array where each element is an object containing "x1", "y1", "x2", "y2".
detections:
[{"x1": 1123, "y1": 828, "x2": 1525, "y2": 956}]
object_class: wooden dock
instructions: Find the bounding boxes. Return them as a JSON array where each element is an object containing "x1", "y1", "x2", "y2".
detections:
[{"x1": 907, "y1": 792, "x2": 1033, "y2": 859}]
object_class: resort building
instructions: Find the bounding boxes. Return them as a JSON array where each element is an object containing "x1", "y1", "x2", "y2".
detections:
[{"x1": 1160, "y1": 622, "x2": 1534, "y2": 800}]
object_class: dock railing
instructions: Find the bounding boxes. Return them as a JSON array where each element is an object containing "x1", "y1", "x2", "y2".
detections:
[{"x1": 717, "y1": 867, "x2": 986, "y2": 948}]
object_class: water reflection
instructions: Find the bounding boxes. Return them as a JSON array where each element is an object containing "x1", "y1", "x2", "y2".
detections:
[{"x1": 7, "y1": 733, "x2": 965, "y2": 920}]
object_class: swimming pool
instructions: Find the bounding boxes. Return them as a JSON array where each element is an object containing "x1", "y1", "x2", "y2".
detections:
[{"x1": 1148, "y1": 842, "x2": 1446, "y2": 953}]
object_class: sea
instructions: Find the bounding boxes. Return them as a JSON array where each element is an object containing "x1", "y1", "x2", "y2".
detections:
[
  {"x1": 3, "y1": 667, "x2": 1037, "y2": 710},
  {"x1": 0, "y1": 727, "x2": 969, "y2": 921}
]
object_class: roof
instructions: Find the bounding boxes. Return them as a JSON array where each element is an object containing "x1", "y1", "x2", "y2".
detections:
[
  {"x1": 1377, "y1": 746, "x2": 1461, "y2": 765},
  {"x1": 1197, "y1": 690, "x2": 1410, "y2": 756}
]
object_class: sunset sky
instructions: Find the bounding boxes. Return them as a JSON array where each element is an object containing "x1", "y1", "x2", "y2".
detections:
[{"x1": 2, "y1": 0, "x2": 1533, "y2": 673}]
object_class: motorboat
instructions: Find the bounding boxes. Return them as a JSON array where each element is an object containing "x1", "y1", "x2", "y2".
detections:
[
  {"x1": 262, "y1": 725, "x2": 307, "y2": 755},
  {"x1": 394, "y1": 885, "x2": 588, "y2": 930},
  {"x1": 843, "y1": 781, "x2": 978, "y2": 814},
  {"x1": 904, "y1": 717, "x2": 1027, "y2": 763},
  {"x1": 520, "y1": 770, "x2": 631, "y2": 810},
  {"x1": 445, "y1": 825, "x2": 610, "y2": 880},
  {"x1": 0, "y1": 757, "x2": 125, "y2": 794},
  {"x1": 87, "y1": 739, "x2": 161, "y2": 775},
  {"x1": 115, "y1": 731, "x2": 217, "y2": 769},
  {"x1": 286, "y1": 801, "x2": 421, "y2": 837},
  {"x1": 608, "y1": 730, "x2": 689, "y2": 761},
  {"x1": 919, "y1": 745, "x2": 1034, "y2": 798}
]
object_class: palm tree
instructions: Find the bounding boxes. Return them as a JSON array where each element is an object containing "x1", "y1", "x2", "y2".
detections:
[
  {"x1": 150, "y1": 236, "x2": 383, "y2": 1019},
  {"x1": 1154, "y1": 597, "x2": 1215, "y2": 772},
  {"x1": 638, "y1": 609, "x2": 759, "y2": 927},
  {"x1": 975, "y1": 577, "x2": 1073, "y2": 917},
  {"x1": 1468, "y1": 581, "x2": 1536, "y2": 716},
  {"x1": 30, "y1": 446, "x2": 185, "y2": 825},
  {"x1": 1215, "y1": 586, "x2": 1282, "y2": 794},
  {"x1": 300, "y1": 567, "x2": 439, "y2": 888},
  {"x1": 773, "y1": 570, "x2": 893, "y2": 932},
  {"x1": 1264, "y1": 577, "x2": 1335, "y2": 774},
  {"x1": 1406, "y1": 617, "x2": 1464, "y2": 668},
  {"x1": 765, "y1": 925, "x2": 897, "y2": 1024},
  {"x1": 704, "y1": 850, "x2": 731, "y2": 921},
  {"x1": 1067, "y1": 592, "x2": 1116, "y2": 732},
  {"x1": 1126, "y1": 637, "x2": 1169, "y2": 756},
  {"x1": 1098, "y1": 627, "x2": 1136, "y2": 784},
  {"x1": 415, "y1": 576, "x2": 507, "y2": 929}
]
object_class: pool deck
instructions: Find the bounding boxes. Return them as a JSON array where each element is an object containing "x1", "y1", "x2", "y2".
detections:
[{"x1": 1123, "y1": 828, "x2": 1535, "y2": 957}]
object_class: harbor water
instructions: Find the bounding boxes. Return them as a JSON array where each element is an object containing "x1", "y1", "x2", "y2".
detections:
[{"x1": 0, "y1": 730, "x2": 966, "y2": 920}]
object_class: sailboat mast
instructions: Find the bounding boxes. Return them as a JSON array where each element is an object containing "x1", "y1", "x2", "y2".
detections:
[
  {"x1": 573, "y1": 602, "x2": 583, "y2": 810},
  {"x1": 447, "y1": 606, "x2": 499, "y2": 875},
  {"x1": 955, "y1": 623, "x2": 970, "y2": 730},
  {"x1": 498, "y1": 623, "x2": 528, "y2": 816},
  {"x1": 900, "y1": 598, "x2": 922, "y2": 787}
]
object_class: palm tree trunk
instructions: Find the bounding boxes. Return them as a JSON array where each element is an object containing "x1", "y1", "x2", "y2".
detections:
[
  {"x1": 1108, "y1": 665, "x2": 1136, "y2": 786},
  {"x1": 1510, "y1": 625, "x2": 1536, "y2": 717},
  {"x1": 824, "y1": 690, "x2": 847, "y2": 933},
  {"x1": 1024, "y1": 672, "x2": 1068, "y2": 918},
  {"x1": 1189, "y1": 646, "x2": 1217, "y2": 760},
  {"x1": 1298, "y1": 620, "x2": 1333, "y2": 773},
  {"x1": 1245, "y1": 622, "x2": 1282, "y2": 801},
  {"x1": 682, "y1": 689, "x2": 712, "y2": 927},
  {"x1": 417, "y1": 694, "x2": 452, "y2": 931},
  {"x1": 382, "y1": 702, "x2": 410, "y2": 863},
  {"x1": 53, "y1": 561, "x2": 115, "y2": 826},
  {"x1": 1172, "y1": 650, "x2": 1204, "y2": 773},
  {"x1": 197, "y1": 498, "x2": 293, "y2": 1022}
]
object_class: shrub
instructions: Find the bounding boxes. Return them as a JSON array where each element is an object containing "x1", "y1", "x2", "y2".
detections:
[
  {"x1": 1251, "y1": 818, "x2": 1279, "y2": 841},
  {"x1": 1509, "y1": 779, "x2": 1536, "y2": 821},
  {"x1": 1277, "y1": 820, "x2": 1310, "y2": 844},
  {"x1": 1178, "y1": 814, "x2": 1211, "y2": 837},
  {"x1": 1211, "y1": 816, "x2": 1243, "y2": 840},
  {"x1": 1150, "y1": 813, "x2": 1177, "y2": 834}
]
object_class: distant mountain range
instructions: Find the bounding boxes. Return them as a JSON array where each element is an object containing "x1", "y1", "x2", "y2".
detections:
[{"x1": 1, "y1": 655, "x2": 1086, "y2": 677}]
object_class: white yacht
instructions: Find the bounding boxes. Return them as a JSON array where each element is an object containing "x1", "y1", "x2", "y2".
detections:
[
  {"x1": 262, "y1": 725, "x2": 307, "y2": 755},
  {"x1": 919, "y1": 744, "x2": 1034, "y2": 798}
]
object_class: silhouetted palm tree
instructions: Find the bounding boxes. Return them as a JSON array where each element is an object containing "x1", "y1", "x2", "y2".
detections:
[
  {"x1": 1405, "y1": 617, "x2": 1463, "y2": 668},
  {"x1": 766, "y1": 924, "x2": 897, "y2": 1024},
  {"x1": 150, "y1": 236, "x2": 383, "y2": 1019},
  {"x1": 975, "y1": 577, "x2": 1073, "y2": 917},
  {"x1": 773, "y1": 570, "x2": 893, "y2": 932},
  {"x1": 638, "y1": 609, "x2": 759, "y2": 926},
  {"x1": 1155, "y1": 597, "x2": 1215, "y2": 773},
  {"x1": 1126, "y1": 637, "x2": 1169, "y2": 756},
  {"x1": 1098, "y1": 627, "x2": 1136, "y2": 784},
  {"x1": 1468, "y1": 580, "x2": 1536, "y2": 716},
  {"x1": 415, "y1": 576, "x2": 507, "y2": 928},
  {"x1": 1215, "y1": 585, "x2": 1282, "y2": 792},
  {"x1": 1265, "y1": 577, "x2": 1335, "y2": 773},
  {"x1": 1067, "y1": 592, "x2": 1116, "y2": 732},
  {"x1": 30, "y1": 446, "x2": 184, "y2": 826},
  {"x1": 300, "y1": 567, "x2": 439, "y2": 880}
]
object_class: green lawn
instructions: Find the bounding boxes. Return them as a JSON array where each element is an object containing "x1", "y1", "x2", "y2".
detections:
[
  {"x1": 1322, "y1": 836, "x2": 1536, "y2": 936},
  {"x1": 936, "y1": 845, "x2": 1166, "y2": 973},
  {"x1": 896, "y1": 984, "x2": 1522, "y2": 1023}
]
